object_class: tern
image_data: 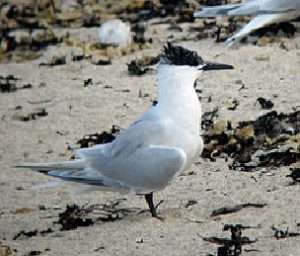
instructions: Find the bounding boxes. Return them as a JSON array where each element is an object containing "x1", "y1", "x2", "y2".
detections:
[
  {"x1": 194, "y1": 0, "x2": 300, "y2": 46},
  {"x1": 14, "y1": 43, "x2": 233, "y2": 218}
]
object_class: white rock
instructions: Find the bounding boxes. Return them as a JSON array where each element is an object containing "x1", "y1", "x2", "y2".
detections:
[{"x1": 98, "y1": 19, "x2": 131, "y2": 48}]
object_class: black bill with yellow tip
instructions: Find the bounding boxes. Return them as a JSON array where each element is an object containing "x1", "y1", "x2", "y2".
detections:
[{"x1": 202, "y1": 62, "x2": 234, "y2": 71}]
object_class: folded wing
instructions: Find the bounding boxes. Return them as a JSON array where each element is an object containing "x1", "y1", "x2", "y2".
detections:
[{"x1": 14, "y1": 117, "x2": 186, "y2": 194}]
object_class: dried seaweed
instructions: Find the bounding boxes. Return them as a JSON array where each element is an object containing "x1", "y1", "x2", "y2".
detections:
[
  {"x1": 13, "y1": 230, "x2": 38, "y2": 240},
  {"x1": 26, "y1": 251, "x2": 41, "y2": 256},
  {"x1": 132, "y1": 23, "x2": 149, "y2": 44},
  {"x1": 287, "y1": 167, "x2": 300, "y2": 184},
  {"x1": 0, "y1": 74, "x2": 32, "y2": 93},
  {"x1": 127, "y1": 55, "x2": 159, "y2": 76},
  {"x1": 56, "y1": 199, "x2": 139, "y2": 230},
  {"x1": 16, "y1": 108, "x2": 48, "y2": 121},
  {"x1": 202, "y1": 107, "x2": 219, "y2": 131},
  {"x1": 185, "y1": 200, "x2": 198, "y2": 208},
  {"x1": 39, "y1": 55, "x2": 66, "y2": 66},
  {"x1": 0, "y1": 0, "x2": 297, "y2": 64},
  {"x1": 203, "y1": 110, "x2": 300, "y2": 171},
  {"x1": 204, "y1": 224, "x2": 257, "y2": 256},
  {"x1": 271, "y1": 225, "x2": 300, "y2": 239},
  {"x1": 77, "y1": 125, "x2": 121, "y2": 148},
  {"x1": 56, "y1": 204, "x2": 94, "y2": 231},
  {"x1": 13, "y1": 228, "x2": 54, "y2": 240},
  {"x1": 127, "y1": 60, "x2": 151, "y2": 76},
  {"x1": 0, "y1": 0, "x2": 197, "y2": 61},
  {"x1": 83, "y1": 78, "x2": 93, "y2": 87},
  {"x1": 211, "y1": 203, "x2": 267, "y2": 217},
  {"x1": 115, "y1": 0, "x2": 198, "y2": 23},
  {"x1": 254, "y1": 22, "x2": 297, "y2": 40},
  {"x1": 255, "y1": 97, "x2": 274, "y2": 110}
]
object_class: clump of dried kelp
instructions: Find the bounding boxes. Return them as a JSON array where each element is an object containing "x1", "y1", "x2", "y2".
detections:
[
  {"x1": 202, "y1": 110, "x2": 300, "y2": 171},
  {"x1": 77, "y1": 125, "x2": 120, "y2": 148},
  {"x1": 0, "y1": 0, "x2": 199, "y2": 61},
  {"x1": 0, "y1": 74, "x2": 33, "y2": 93},
  {"x1": 204, "y1": 224, "x2": 257, "y2": 256},
  {"x1": 56, "y1": 199, "x2": 138, "y2": 230},
  {"x1": 0, "y1": 2, "x2": 66, "y2": 62},
  {"x1": 211, "y1": 203, "x2": 267, "y2": 217},
  {"x1": 271, "y1": 225, "x2": 300, "y2": 239},
  {"x1": 286, "y1": 167, "x2": 300, "y2": 185},
  {"x1": 55, "y1": 204, "x2": 94, "y2": 231},
  {"x1": 14, "y1": 108, "x2": 48, "y2": 121},
  {"x1": 1, "y1": 0, "x2": 296, "y2": 62},
  {"x1": 127, "y1": 55, "x2": 159, "y2": 76},
  {"x1": 113, "y1": 0, "x2": 200, "y2": 23},
  {"x1": 13, "y1": 228, "x2": 53, "y2": 240}
]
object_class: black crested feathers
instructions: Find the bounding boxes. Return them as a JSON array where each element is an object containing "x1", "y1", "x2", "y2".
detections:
[{"x1": 160, "y1": 42, "x2": 204, "y2": 66}]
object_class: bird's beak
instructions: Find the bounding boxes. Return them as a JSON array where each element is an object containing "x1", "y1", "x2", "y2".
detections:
[{"x1": 201, "y1": 62, "x2": 234, "y2": 71}]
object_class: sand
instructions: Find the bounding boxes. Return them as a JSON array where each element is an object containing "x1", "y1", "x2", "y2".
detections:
[{"x1": 0, "y1": 21, "x2": 300, "y2": 256}]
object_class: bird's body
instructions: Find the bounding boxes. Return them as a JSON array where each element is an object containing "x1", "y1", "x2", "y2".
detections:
[
  {"x1": 15, "y1": 43, "x2": 233, "y2": 217},
  {"x1": 194, "y1": 0, "x2": 300, "y2": 46}
]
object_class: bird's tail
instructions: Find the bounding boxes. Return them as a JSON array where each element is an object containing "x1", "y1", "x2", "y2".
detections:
[
  {"x1": 13, "y1": 160, "x2": 125, "y2": 190},
  {"x1": 13, "y1": 160, "x2": 85, "y2": 171},
  {"x1": 194, "y1": 4, "x2": 241, "y2": 18},
  {"x1": 13, "y1": 160, "x2": 84, "y2": 190}
]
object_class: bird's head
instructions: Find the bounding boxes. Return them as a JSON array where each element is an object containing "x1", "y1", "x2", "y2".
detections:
[{"x1": 159, "y1": 42, "x2": 233, "y2": 82}]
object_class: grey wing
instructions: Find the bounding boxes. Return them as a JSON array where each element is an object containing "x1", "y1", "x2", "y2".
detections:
[
  {"x1": 103, "y1": 117, "x2": 171, "y2": 157},
  {"x1": 44, "y1": 145, "x2": 187, "y2": 194},
  {"x1": 61, "y1": 117, "x2": 183, "y2": 193},
  {"x1": 89, "y1": 145, "x2": 187, "y2": 193},
  {"x1": 15, "y1": 114, "x2": 185, "y2": 193}
]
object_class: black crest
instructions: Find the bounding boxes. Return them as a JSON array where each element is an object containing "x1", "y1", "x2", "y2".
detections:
[{"x1": 160, "y1": 42, "x2": 204, "y2": 66}]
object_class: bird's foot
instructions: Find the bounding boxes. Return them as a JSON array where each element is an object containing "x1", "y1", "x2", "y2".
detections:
[{"x1": 144, "y1": 193, "x2": 164, "y2": 220}]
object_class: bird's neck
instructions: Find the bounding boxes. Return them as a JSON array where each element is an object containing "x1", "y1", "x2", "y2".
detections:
[{"x1": 157, "y1": 67, "x2": 201, "y2": 134}]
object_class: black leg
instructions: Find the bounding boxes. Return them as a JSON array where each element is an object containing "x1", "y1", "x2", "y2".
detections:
[{"x1": 145, "y1": 193, "x2": 157, "y2": 217}]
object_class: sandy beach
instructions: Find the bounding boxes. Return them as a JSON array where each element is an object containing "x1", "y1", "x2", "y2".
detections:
[{"x1": 1, "y1": 1, "x2": 300, "y2": 255}]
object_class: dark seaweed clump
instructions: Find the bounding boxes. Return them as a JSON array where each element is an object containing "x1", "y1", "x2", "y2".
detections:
[{"x1": 202, "y1": 111, "x2": 300, "y2": 171}]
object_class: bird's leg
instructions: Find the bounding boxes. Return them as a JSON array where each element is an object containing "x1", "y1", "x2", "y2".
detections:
[
  {"x1": 145, "y1": 193, "x2": 156, "y2": 217},
  {"x1": 145, "y1": 193, "x2": 164, "y2": 218}
]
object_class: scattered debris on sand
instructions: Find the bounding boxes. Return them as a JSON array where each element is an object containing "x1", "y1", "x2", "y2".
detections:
[
  {"x1": 271, "y1": 225, "x2": 300, "y2": 239},
  {"x1": 255, "y1": 97, "x2": 274, "y2": 110},
  {"x1": 56, "y1": 199, "x2": 139, "y2": 230},
  {"x1": 14, "y1": 108, "x2": 48, "y2": 122},
  {"x1": 0, "y1": 74, "x2": 33, "y2": 93},
  {"x1": 1, "y1": 0, "x2": 297, "y2": 63},
  {"x1": 56, "y1": 204, "x2": 94, "y2": 231},
  {"x1": 202, "y1": 110, "x2": 300, "y2": 171},
  {"x1": 13, "y1": 228, "x2": 53, "y2": 240},
  {"x1": 287, "y1": 167, "x2": 300, "y2": 185},
  {"x1": 211, "y1": 203, "x2": 267, "y2": 217},
  {"x1": 127, "y1": 59, "x2": 151, "y2": 76},
  {"x1": 203, "y1": 224, "x2": 257, "y2": 256},
  {"x1": 127, "y1": 55, "x2": 159, "y2": 76},
  {"x1": 77, "y1": 125, "x2": 121, "y2": 148}
]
